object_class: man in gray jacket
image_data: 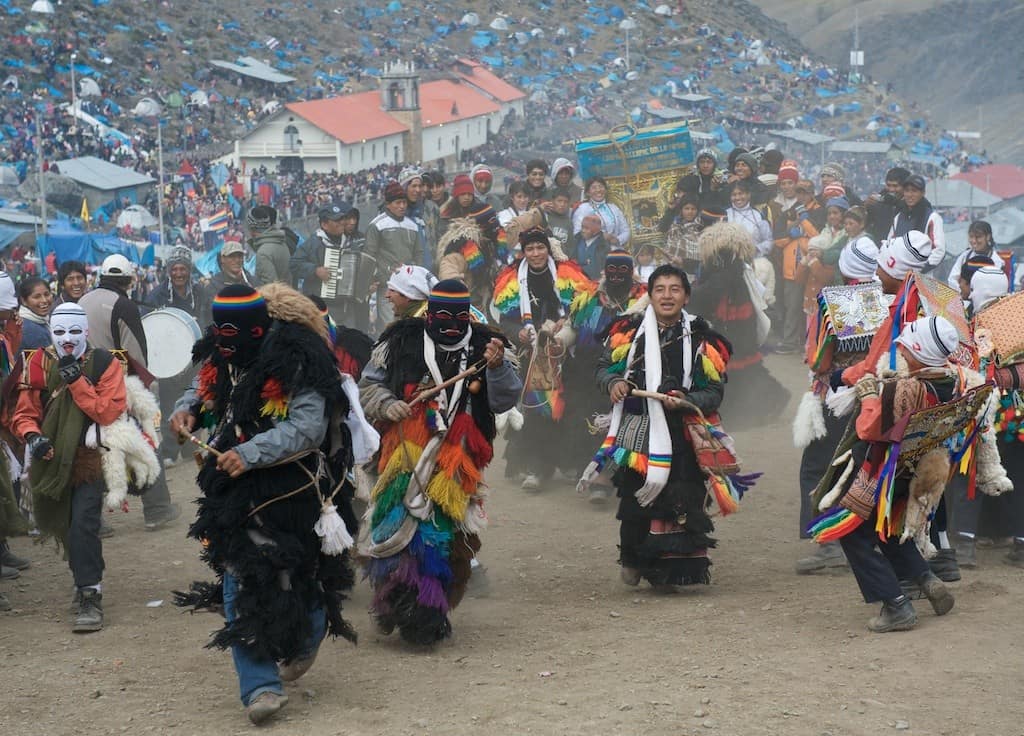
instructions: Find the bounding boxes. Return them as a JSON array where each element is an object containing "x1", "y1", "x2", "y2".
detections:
[
  {"x1": 248, "y1": 205, "x2": 293, "y2": 286},
  {"x1": 364, "y1": 181, "x2": 421, "y2": 327}
]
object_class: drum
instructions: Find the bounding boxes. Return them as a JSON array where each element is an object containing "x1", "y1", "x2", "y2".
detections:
[{"x1": 142, "y1": 307, "x2": 203, "y2": 379}]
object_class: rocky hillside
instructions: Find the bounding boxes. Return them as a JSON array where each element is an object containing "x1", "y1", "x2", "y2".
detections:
[{"x1": 752, "y1": 0, "x2": 1024, "y2": 162}]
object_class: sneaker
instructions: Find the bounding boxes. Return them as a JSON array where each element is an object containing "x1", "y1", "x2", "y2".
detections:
[
  {"x1": 587, "y1": 487, "x2": 610, "y2": 505},
  {"x1": 620, "y1": 566, "x2": 641, "y2": 586},
  {"x1": 918, "y1": 572, "x2": 955, "y2": 616},
  {"x1": 1003, "y1": 540, "x2": 1024, "y2": 568},
  {"x1": 794, "y1": 541, "x2": 847, "y2": 574},
  {"x1": 954, "y1": 537, "x2": 977, "y2": 569},
  {"x1": 0, "y1": 590, "x2": 11, "y2": 611},
  {"x1": 144, "y1": 503, "x2": 181, "y2": 531},
  {"x1": 99, "y1": 517, "x2": 115, "y2": 539},
  {"x1": 0, "y1": 565, "x2": 19, "y2": 580},
  {"x1": 246, "y1": 691, "x2": 288, "y2": 725},
  {"x1": 928, "y1": 548, "x2": 961, "y2": 582},
  {"x1": 73, "y1": 589, "x2": 103, "y2": 633},
  {"x1": 521, "y1": 473, "x2": 541, "y2": 492},
  {"x1": 867, "y1": 596, "x2": 917, "y2": 633},
  {"x1": 279, "y1": 650, "x2": 318, "y2": 682},
  {"x1": 0, "y1": 543, "x2": 30, "y2": 570}
]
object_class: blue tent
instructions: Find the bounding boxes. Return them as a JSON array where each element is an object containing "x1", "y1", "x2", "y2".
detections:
[{"x1": 777, "y1": 60, "x2": 794, "y2": 74}]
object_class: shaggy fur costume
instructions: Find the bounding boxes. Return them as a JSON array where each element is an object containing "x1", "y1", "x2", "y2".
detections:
[{"x1": 174, "y1": 284, "x2": 357, "y2": 661}]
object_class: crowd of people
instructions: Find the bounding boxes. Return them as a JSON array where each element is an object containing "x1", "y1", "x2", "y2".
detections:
[{"x1": 1, "y1": 25, "x2": 1022, "y2": 723}]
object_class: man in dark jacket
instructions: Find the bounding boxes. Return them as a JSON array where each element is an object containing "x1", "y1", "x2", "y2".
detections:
[
  {"x1": 291, "y1": 202, "x2": 372, "y2": 331},
  {"x1": 79, "y1": 254, "x2": 179, "y2": 531},
  {"x1": 865, "y1": 167, "x2": 910, "y2": 243}
]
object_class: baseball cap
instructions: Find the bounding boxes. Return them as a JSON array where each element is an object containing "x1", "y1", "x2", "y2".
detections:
[
  {"x1": 221, "y1": 241, "x2": 245, "y2": 257},
  {"x1": 101, "y1": 253, "x2": 134, "y2": 276},
  {"x1": 904, "y1": 174, "x2": 927, "y2": 191},
  {"x1": 318, "y1": 202, "x2": 350, "y2": 221}
]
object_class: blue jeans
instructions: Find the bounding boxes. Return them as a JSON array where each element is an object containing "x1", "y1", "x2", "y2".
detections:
[{"x1": 222, "y1": 571, "x2": 326, "y2": 705}]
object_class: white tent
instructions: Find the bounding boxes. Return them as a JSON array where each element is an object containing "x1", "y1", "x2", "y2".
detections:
[
  {"x1": 190, "y1": 90, "x2": 209, "y2": 107},
  {"x1": 654, "y1": 4, "x2": 673, "y2": 16},
  {"x1": 78, "y1": 77, "x2": 101, "y2": 97},
  {"x1": 30, "y1": 0, "x2": 55, "y2": 13},
  {"x1": 117, "y1": 204, "x2": 158, "y2": 230},
  {"x1": 132, "y1": 97, "x2": 162, "y2": 118},
  {"x1": 261, "y1": 100, "x2": 281, "y2": 115},
  {"x1": 460, "y1": 12, "x2": 479, "y2": 26},
  {"x1": 514, "y1": 31, "x2": 529, "y2": 44},
  {"x1": 489, "y1": 17, "x2": 508, "y2": 31}
]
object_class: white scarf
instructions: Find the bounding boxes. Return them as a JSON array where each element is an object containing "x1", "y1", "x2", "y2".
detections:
[
  {"x1": 517, "y1": 254, "x2": 562, "y2": 326},
  {"x1": 422, "y1": 327, "x2": 472, "y2": 432},
  {"x1": 580, "y1": 304, "x2": 694, "y2": 506}
]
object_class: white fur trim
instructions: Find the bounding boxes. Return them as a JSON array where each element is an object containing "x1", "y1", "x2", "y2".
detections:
[
  {"x1": 817, "y1": 450, "x2": 854, "y2": 511},
  {"x1": 459, "y1": 496, "x2": 489, "y2": 536},
  {"x1": 87, "y1": 416, "x2": 161, "y2": 511},
  {"x1": 793, "y1": 391, "x2": 826, "y2": 448},
  {"x1": 826, "y1": 386, "x2": 858, "y2": 418}
]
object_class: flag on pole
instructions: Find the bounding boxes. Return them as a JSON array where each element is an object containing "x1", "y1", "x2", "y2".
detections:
[{"x1": 80, "y1": 197, "x2": 89, "y2": 222}]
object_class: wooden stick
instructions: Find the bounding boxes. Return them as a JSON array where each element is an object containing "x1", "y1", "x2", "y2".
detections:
[
  {"x1": 180, "y1": 432, "x2": 223, "y2": 458},
  {"x1": 410, "y1": 359, "x2": 488, "y2": 406},
  {"x1": 630, "y1": 388, "x2": 701, "y2": 413}
]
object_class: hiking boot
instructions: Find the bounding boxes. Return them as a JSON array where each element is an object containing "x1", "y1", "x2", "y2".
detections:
[
  {"x1": 0, "y1": 590, "x2": 11, "y2": 611},
  {"x1": 0, "y1": 543, "x2": 30, "y2": 570},
  {"x1": 898, "y1": 579, "x2": 924, "y2": 600},
  {"x1": 1004, "y1": 540, "x2": 1024, "y2": 568},
  {"x1": 954, "y1": 536, "x2": 977, "y2": 569},
  {"x1": 794, "y1": 541, "x2": 847, "y2": 574},
  {"x1": 928, "y1": 548, "x2": 961, "y2": 582},
  {"x1": 1, "y1": 564, "x2": 20, "y2": 580},
  {"x1": 73, "y1": 589, "x2": 103, "y2": 633},
  {"x1": 70, "y1": 587, "x2": 82, "y2": 613},
  {"x1": 867, "y1": 596, "x2": 917, "y2": 633},
  {"x1": 917, "y1": 572, "x2": 955, "y2": 616},
  {"x1": 620, "y1": 566, "x2": 641, "y2": 586},
  {"x1": 279, "y1": 650, "x2": 319, "y2": 682},
  {"x1": 521, "y1": 473, "x2": 541, "y2": 492},
  {"x1": 144, "y1": 503, "x2": 181, "y2": 532},
  {"x1": 246, "y1": 691, "x2": 288, "y2": 725}
]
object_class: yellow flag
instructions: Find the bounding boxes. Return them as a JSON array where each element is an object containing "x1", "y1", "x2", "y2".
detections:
[{"x1": 80, "y1": 197, "x2": 90, "y2": 222}]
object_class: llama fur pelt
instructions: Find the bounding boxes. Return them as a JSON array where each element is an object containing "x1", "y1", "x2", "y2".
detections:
[
  {"x1": 260, "y1": 282, "x2": 329, "y2": 341},
  {"x1": 901, "y1": 448, "x2": 950, "y2": 557},
  {"x1": 85, "y1": 375, "x2": 161, "y2": 511}
]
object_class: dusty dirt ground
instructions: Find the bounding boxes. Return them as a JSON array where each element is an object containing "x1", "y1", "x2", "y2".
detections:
[{"x1": 2, "y1": 353, "x2": 1023, "y2": 736}]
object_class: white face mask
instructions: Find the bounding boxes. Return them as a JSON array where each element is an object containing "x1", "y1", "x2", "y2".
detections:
[{"x1": 50, "y1": 308, "x2": 90, "y2": 360}]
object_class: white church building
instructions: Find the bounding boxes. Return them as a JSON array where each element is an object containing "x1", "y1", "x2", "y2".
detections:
[{"x1": 230, "y1": 60, "x2": 525, "y2": 175}]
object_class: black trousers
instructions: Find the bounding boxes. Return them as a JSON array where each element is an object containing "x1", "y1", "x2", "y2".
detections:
[
  {"x1": 798, "y1": 409, "x2": 847, "y2": 538},
  {"x1": 69, "y1": 481, "x2": 105, "y2": 588},
  {"x1": 839, "y1": 513, "x2": 928, "y2": 603},
  {"x1": 948, "y1": 441, "x2": 1024, "y2": 538}
]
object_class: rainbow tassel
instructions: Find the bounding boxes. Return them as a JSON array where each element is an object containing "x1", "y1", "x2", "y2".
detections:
[
  {"x1": 522, "y1": 389, "x2": 565, "y2": 420},
  {"x1": 460, "y1": 239, "x2": 484, "y2": 270},
  {"x1": 809, "y1": 507, "x2": 864, "y2": 542},
  {"x1": 707, "y1": 475, "x2": 739, "y2": 516}
]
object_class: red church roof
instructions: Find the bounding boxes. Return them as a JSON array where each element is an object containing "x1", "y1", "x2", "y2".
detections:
[
  {"x1": 419, "y1": 79, "x2": 501, "y2": 127},
  {"x1": 286, "y1": 91, "x2": 408, "y2": 144},
  {"x1": 952, "y1": 164, "x2": 1024, "y2": 200},
  {"x1": 454, "y1": 58, "x2": 527, "y2": 103}
]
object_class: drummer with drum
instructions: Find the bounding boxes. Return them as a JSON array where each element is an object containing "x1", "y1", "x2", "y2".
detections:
[
  {"x1": 291, "y1": 202, "x2": 375, "y2": 332},
  {"x1": 145, "y1": 246, "x2": 209, "y2": 468}
]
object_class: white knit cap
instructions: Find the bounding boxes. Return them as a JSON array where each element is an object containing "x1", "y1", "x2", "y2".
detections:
[
  {"x1": 876, "y1": 230, "x2": 933, "y2": 280},
  {"x1": 839, "y1": 236, "x2": 880, "y2": 282},
  {"x1": 970, "y1": 266, "x2": 1009, "y2": 313},
  {"x1": 0, "y1": 271, "x2": 16, "y2": 310},
  {"x1": 895, "y1": 315, "x2": 959, "y2": 367},
  {"x1": 386, "y1": 264, "x2": 437, "y2": 301}
]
